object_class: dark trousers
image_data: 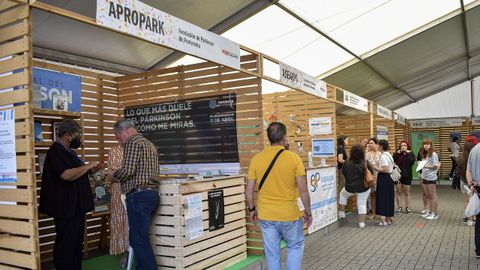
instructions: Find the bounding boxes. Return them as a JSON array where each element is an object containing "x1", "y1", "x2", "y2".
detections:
[
  {"x1": 53, "y1": 215, "x2": 85, "y2": 270},
  {"x1": 450, "y1": 157, "x2": 457, "y2": 177},
  {"x1": 476, "y1": 212, "x2": 480, "y2": 255},
  {"x1": 126, "y1": 190, "x2": 159, "y2": 270}
]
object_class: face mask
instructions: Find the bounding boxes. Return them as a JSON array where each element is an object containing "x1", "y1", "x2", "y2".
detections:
[{"x1": 70, "y1": 137, "x2": 82, "y2": 149}]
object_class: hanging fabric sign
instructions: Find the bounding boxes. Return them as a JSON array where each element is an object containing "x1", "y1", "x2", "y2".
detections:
[
  {"x1": 343, "y1": 90, "x2": 368, "y2": 112},
  {"x1": 377, "y1": 104, "x2": 392, "y2": 120},
  {"x1": 410, "y1": 118, "x2": 464, "y2": 128},
  {"x1": 279, "y1": 62, "x2": 327, "y2": 99},
  {"x1": 395, "y1": 114, "x2": 406, "y2": 125},
  {"x1": 97, "y1": 0, "x2": 240, "y2": 69}
]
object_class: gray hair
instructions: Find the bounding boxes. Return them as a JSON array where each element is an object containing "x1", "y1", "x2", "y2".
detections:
[
  {"x1": 58, "y1": 119, "x2": 82, "y2": 137},
  {"x1": 113, "y1": 119, "x2": 135, "y2": 134}
]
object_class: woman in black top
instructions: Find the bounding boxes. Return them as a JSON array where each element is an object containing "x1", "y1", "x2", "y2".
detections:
[
  {"x1": 338, "y1": 144, "x2": 373, "y2": 228},
  {"x1": 393, "y1": 140, "x2": 415, "y2": 214},
  {"x1": 39, "y1": 119, "x2": 99, "y2": 270},
  {"x1": 337, "y1": 135, "x2": 349, "y2": 198}
]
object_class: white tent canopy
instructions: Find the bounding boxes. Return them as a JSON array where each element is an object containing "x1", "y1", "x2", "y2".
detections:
[
  {"x1": 32, "y1": 0, "x2": 480, "y2": 118},
  {"x1": 395, "y1": 77, "x2": 479, "y2": 119}
]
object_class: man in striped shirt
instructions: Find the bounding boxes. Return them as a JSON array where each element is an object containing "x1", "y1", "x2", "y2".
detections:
[{"x1": 110, "y1": 119, "x2": 160, "y2": 269}]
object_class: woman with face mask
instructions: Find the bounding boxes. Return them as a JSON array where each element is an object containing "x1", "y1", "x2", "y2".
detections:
[
  {"x1": 419, "y1": 138, "x2": 440, "y2": 220},
  {"x1": 393, "y1": 141, "x2": 415, "y2": 214},
  {"x1": 39, "y1": 119, "x2": 99, "y2": 270}
]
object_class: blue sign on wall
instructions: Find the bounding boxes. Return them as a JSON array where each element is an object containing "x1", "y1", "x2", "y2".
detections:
[{"x1": 33, "y1": 68, "x2": 82, "y2": 112}]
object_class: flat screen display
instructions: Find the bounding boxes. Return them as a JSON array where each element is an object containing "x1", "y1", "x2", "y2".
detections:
[{"x1": 312, "y1": 138, "x2": 335, "y2": 157}]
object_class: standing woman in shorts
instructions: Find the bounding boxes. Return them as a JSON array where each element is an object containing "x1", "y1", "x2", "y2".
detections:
[
  {"x1": 393, "y1": 141, "x2": 415, "y2": 214},
  {"x1": 420, "y1": 138, "x2": 440, "y2": 220}
]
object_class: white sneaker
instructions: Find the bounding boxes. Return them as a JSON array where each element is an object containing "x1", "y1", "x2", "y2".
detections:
[
  {"x1": 426, "y1": 213, "x2": 438, "y2": 220},
  {"x1": 359, "y1": 222, "x2": 365, "y2": 228},
  {"x1": 420, "y1": 209, "x2": 429, "y2": 214},
  {"x1": 338, "y1": 211, "x2": 346, "y2": 219},
  {"x1": 421, "y1": 211, "x2": 431, "y2": 218},
  {"x1": 468, "y1": 220, "x2": 474, "y2": 226}
]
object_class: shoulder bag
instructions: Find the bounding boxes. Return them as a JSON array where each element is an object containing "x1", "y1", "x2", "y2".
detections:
[
  {"x1": 258, "y1": 149, "x2": 285, "y2": 191},
  {"x1": 385, "y1": 153, "x2": 402, "y2": 182},
  {"x1": 364, "y1": 162, "x2": 375, "y2": 188}
]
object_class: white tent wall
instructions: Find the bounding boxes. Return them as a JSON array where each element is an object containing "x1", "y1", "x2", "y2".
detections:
[{"x1": 394, "y1": 78, "x2": 478, "y2": 119}]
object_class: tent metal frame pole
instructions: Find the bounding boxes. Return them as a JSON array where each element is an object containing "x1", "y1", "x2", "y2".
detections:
[
  {"x1": 460, "y1": 0, "x2": 475, "y2": 118},
  {"x1": 275, "y1": 1, "x2": 416, "y2": 102}
]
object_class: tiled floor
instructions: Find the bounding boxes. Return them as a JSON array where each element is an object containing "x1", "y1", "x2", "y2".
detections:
[{"x1": 298, "y1": 185, "x2": 478, "y2": 270}]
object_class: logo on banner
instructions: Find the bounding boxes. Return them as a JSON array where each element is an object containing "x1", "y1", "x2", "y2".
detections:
[
  {"x1": 209, "y1": 99, "x2": 217, "y2": 109},
  {"x1": 310, "y1": 171, "x2": 320, "y2": 192}
]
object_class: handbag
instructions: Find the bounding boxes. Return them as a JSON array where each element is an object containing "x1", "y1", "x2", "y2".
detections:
[
  {"x1": 258, "y1": 149, "x2": 285, "y2": 191},
  {"x1": 364, "y1": 162, "x2": 375, "y2": 188},
  {"x1": 384, "y1": 153, "x2": 402, "y2": 183}
]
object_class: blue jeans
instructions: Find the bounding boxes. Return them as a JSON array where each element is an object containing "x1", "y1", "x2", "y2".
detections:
[
  {"x1": 259, "y1": 219, "x2": 305, "y2": 270},
  {"x1": 126, "y1": 190, "x2": 159, "y2": 270}
]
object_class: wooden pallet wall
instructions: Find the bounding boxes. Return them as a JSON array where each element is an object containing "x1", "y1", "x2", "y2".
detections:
[
  {"x1": 0, "y1": 2, "x2": 39, "y2": 269},
  {"x1": 336, "y1": 114, "x2": 371, "y2": 153},
  {"x1": 262, "y1": 87, "x2": 337, "y2": 167},
  {"x1": 394, "y1": 122, "x2": 409, "y2": 148},
  {"x1": 30, "y1": 60, "x2": 120, "y2": 264},
  {"x1": 116, "y1": 54, "x2": 263, "y2": 174}
]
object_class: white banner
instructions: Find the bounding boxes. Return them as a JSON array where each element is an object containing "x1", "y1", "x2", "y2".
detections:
[
  {"x1": 410, "y1": 118, "x2": 464, "y2": 128},
  {"x1": 0, "y1": 108, "x2": 16, "y2": 183},
  {"x1": 97, "y1": 0, "x2": 240, "y2": 69},
  {"x1": 184, "y1": 193, "x2": 204, "y2": 240},
  {"x1": 309, "y1": 117, "x2": 332, "y2": 135},
  {"x1": 279, "y1": 62, "x2": 327, "y2": 99},
  {"x1": 377, "y1": 104, "x2": 392, "y2": 120},
  {"x1": 395, "y1": 114, "x2": 406, "y2": 125},
  {"x1": 473, "y1": 116, "x2": 480, "y2": 125},
  {"x1": 343, "y1": 90, "x2": 368, "y2": 112},
  {"x1": 304, "y1": 167, "x2": 337, "y2": 234},
  {"x1": 376, "y1": 125, "x2": 388, "y2": 141}
]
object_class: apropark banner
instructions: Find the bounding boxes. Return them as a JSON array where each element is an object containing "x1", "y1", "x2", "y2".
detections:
[{"x1": 97, "y1": 0, "x2": 240, "y2": 69}]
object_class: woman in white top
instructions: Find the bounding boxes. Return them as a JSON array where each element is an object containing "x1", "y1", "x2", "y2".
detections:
[
  {"x1": 373, "y1": 139, "x2": 395, "y2": 226},
  {"x1": 419, "y1": 138, "x2": 440, "y2": 220},
  {"x1": 366, "y1": 137, "x2": 381, "y2": 219}
]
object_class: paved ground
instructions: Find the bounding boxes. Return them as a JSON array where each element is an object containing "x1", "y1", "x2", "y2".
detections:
[{"x1": 298, "y1": 185, "x2": 478, "y2": 270}]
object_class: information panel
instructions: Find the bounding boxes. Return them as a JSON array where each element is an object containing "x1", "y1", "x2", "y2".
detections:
[{"x1": 125, "y1": 94, "x2": 239, "y2": 175}]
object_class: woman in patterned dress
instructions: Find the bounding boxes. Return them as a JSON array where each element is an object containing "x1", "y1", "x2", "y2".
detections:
[{"x1": 106, "y1": 145, "x2": 129, "y2": 268}]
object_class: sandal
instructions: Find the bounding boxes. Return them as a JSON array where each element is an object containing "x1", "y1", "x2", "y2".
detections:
[{"x1": 120, "y1": 253, "x2": 128, "y2": 268}]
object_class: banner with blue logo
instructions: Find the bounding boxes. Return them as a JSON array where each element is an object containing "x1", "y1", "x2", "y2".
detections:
[
  {"x1": 33, "y1": 68, "x2": 82, "y2": 112},
  {"x1": 304, "y1": 166, "x2": 337, "y2": 234},
  {"x1": 125, "y1": 94, "x2": 239, "y2": 175},
  {"x1": 0, "y1": 108, "x2": 17, "y2": 183}
]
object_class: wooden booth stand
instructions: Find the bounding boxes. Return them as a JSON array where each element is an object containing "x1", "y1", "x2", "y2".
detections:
[
  {"x1": 116, "y1": 54, "x2": 263, "y2": 269},
  {"x1": 0, "y1": 1, "x2": 266, "y2": 268},
  {"x1": 154, "y1": 175, "x2": 247, "y2": 269},
  {"x1": 406, "y1": 117, "x2": 477, "y2": 179}
]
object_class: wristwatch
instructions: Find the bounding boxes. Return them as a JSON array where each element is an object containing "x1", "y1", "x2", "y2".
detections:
[{"x1": 248, "y1": 206, "x2": 256, "y2": 212}]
